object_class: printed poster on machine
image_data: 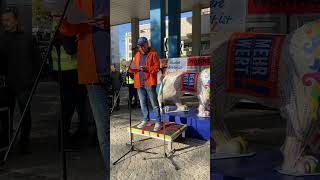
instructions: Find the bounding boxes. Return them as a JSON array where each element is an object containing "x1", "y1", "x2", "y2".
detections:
[
  {"x1": 166, "y1": 57, "x2": 188, "y2": 73},
  {"x1": 210, "y1": 0, "x2": 247, "y2": 32}
]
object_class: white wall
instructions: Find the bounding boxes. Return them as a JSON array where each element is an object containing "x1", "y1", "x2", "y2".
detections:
[{"x1": 111, "y1": 26, "x2": 120, "y2": 64}]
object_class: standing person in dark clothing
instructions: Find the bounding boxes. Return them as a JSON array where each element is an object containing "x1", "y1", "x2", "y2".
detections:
[
  {"x1": 127, "y1": 72, "x2": 139, "y2": 108},
  {"x1": 0, "y1": 7, "x2": 41, "y2": 154},
  {"x1": 50, "y1": 14, "x2": 89, "y2": 142},
  {"x1": 110, "y1": 64, "x2": 122, "y2": 111},
  {"x1": 121, "y1": 59, "x2": 138, "y2": 108}
]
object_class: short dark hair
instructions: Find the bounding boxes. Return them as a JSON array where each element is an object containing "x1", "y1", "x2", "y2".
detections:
[{"x1": 2, "y1": 7, "x2": 18, "y2": 19}]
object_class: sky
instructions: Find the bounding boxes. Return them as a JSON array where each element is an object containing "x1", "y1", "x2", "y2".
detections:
[{"x1": 116, "y1": 11, "x2": 192, "y2": 59}]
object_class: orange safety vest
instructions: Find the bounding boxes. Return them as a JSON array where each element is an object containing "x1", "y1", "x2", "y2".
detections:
[{"x1": 59, "y1": 0, "x2": 98, "y2": 84}]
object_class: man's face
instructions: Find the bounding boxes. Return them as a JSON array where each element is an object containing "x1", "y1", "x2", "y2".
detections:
[
  {"x1": 1, "y1": 12, "x2": 18, "y2": 32},
  {"x1": 111, "y1": 65, "x2": 116, "y2": 72},
  {"x1": 139, "y1": 42, "x2": 149, "y2": 54}
]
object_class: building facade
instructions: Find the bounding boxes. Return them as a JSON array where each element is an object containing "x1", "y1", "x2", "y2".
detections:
[
  {"x1": 111, "y1": 26, "x2": 120, "y2": 65},
  {"x1": 124, "y1": 9, "x2": 210, "y2": 61}
]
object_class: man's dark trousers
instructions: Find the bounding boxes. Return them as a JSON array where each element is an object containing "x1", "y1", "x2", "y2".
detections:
[{"x1": 9, "y1": 88, "x2": 32, "y2": 148}]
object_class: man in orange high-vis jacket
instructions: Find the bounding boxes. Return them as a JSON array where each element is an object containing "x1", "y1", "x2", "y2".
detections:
[
  {"x1": 128, "y1": 37, "x2": 162, "y2": 132},
  {"x1": 54, "y1": 0, "x2": 110, "y2": 176}
]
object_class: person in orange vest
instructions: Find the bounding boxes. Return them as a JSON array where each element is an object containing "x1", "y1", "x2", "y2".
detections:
[
  {"x1": 53, "y1": 0, "x2": 110, "y2": 175},
  {"x1": 128, "y1": 37, "x2": 162, "y2": 131},
  {"x1": 50, "y1": 14, "x2": 88, "y2": 142}
]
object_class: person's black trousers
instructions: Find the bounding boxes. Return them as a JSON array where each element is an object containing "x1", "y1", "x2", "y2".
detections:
[
  {"x1": 128, "y1": 84, "x2": 138, "y2": 106},
  {"x1": 112, "y1": 88, "x2": 120, "y2": 108},
  {"x1": 8, "y1": 88, "x2": 32, "y2": 147},
  {"x1": 53, "y1": 70, "x2": 89, "y2": 138},
  {"x1": 0, "y1": 86, "x2": 10, "y2": 147},
  {"x1": 61, "y1": 83, "x2": 88, "y2": 136}
]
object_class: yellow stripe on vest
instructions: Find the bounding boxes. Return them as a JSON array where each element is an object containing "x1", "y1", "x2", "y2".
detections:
[
  {"x1": 126, "y1": 76, "x2": 134, "y2": 84},
  {"x1": 52, "y1": 47, "x2": 77, "y2": 71}
]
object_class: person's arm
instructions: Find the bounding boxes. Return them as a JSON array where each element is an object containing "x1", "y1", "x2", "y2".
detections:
[
  {"x1": 0, "y1": 35, "x2": 7, "y2": 75},
  {"x1": 147, "y1": 53, "x2": 160, "y2": 74},
  {"x1": 128, "y1": 65, "x2": 138, "y2": 73},
  {"x1": 59, "y1": 19, "x2": 91, "y2": 36},
  {"x1": 118, "y1": 71, "x2": 123, "y2": 83},
  {"x1": 128, "y1": 54, "x2": 139, "y2": 73},
  {"x1": 31, "y1": 35, "x2": 41, "y2": 79}
]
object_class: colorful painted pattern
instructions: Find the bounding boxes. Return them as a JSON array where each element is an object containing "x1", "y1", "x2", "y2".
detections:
[
  {"x1": 302, "y1": 20, "x2": 320, "y2": 122},
  {"x1": 128, "y1": 122, "x2": 187, "y2": 141},
  {"x1": 201, "y1": 68, "x2": 210, "y2": 98}
]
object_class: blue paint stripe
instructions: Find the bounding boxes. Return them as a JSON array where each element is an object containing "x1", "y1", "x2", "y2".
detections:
[
  {"x1": 168, "y1": 0, "x2": 181, "y2": 58},
  {"x1": 150, "y1": 0, "x2": 165, "y2": 58}
]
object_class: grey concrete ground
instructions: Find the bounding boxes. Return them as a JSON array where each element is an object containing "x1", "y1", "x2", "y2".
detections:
[
  {"x1": 0, "y1": 82, "x2": 210, "y2": 180},
  {"x1": 0, "y1": 81, "x2": 304, "y2": 180},
  {"x1": 110, "y1": 89, "x2": 210, "y2": 180},
  {"x1": 0, "y1": 82, "x2": 105, "y2": 180}
]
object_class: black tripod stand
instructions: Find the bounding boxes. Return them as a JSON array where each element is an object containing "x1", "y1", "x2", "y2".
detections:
[
  {"x1": 112, "y1": 49, "x2": 157, "y2": 165},
  {"x1": 141, "y1": 68, "x2": 180, "y2": 170},
  {"x1": 0, "y1": 0, "x2": 72, "y2": 179}
]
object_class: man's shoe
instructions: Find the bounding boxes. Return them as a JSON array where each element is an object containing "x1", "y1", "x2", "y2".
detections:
[
  {"x1": 153, "y1": 122, "x2": 162, "y2": 132},
  {"x1": 137, "y1": 121, "x2": 148, "y2": 129}
]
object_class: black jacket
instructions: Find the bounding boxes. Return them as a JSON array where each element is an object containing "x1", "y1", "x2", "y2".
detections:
[
  {"x1": 111, "y1": 71, "x2": 122, "y2": 91},
  {"x1": 0, "y1": 31, "x2": 41, "y2": 92}
]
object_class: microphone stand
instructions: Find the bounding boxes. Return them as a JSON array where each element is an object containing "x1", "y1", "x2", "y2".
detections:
[
  {"x1": 142, "y1": 66, "x2": 179, "y2": 170},
  {"x1": 1, "y1": 0, "x2": 72, "y2": 179},
  {"x1": 112, "y1": 47, "x2": 156, "y2": 165}
]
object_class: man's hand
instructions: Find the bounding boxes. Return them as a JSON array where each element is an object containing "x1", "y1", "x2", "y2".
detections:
[{"x1": 140, "y1": 66, "x2": 148, "y2": 72}]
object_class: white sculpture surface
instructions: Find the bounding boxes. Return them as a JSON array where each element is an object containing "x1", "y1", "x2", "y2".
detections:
[
  {"x1": 211, "y1": 20, "x2": 320, "y2": 174},
  {"x1": 158, "y1": 68, "x2": 210, "y2": 118}
]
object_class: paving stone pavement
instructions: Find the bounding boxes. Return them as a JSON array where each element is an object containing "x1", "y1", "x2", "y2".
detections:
[
  {"x1": 0, "y1": 82, "x2": 209, "y2": 180},
  {"x1": 0, "y1": 82, "x2": 105, "y2": 180},
  {"x1": 110, "y1": 88, "x2": 210, "y2": 180}
]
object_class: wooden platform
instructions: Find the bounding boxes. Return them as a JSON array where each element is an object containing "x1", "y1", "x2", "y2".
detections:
[
  {"x1": 150, "y1": 107, "x2": 210, "y2": 140},
  {"x1": 127, "y1": 122, "x2": 187, "y2": 151}
]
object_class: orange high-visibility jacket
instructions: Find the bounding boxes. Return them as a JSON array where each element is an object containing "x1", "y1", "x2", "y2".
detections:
[
  {"x1": 128, "y1": 48, "x2": 160, "y2": 88},
  {"x1": 59, "y1": 0, "x2": 97, "y2": 84}
]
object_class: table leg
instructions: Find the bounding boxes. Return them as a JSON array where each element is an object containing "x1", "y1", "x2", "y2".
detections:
[
  {"x1": 182, "y1": 131, "x2": 186, "y2": 138},
  {"x1": 168, "y1": 141, "x2": 172, "y2": 151}
]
